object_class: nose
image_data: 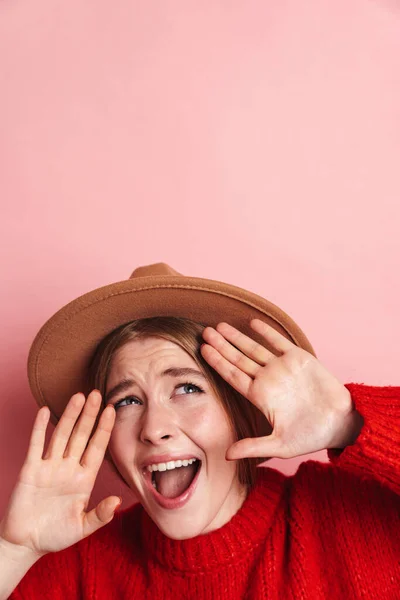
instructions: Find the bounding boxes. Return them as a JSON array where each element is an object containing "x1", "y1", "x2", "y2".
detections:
[{"x1": 139, "y1": 402, "x2": 177, "y2": 445}]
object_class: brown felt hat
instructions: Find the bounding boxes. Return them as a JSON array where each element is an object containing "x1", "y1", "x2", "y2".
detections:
[{"x1": 28, "y1": 262, "x2": 317, "y2": 426}]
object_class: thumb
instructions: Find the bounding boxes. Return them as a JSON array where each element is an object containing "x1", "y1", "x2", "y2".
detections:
[
  {"x1": 82, "y1": 496, "x2": 122, "y2": 538},
  {"x1": 226, "y1": 434, "x2": 284, "y2": 461}
]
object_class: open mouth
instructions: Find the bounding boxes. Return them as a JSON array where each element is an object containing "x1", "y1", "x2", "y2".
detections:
[{"x1": 143, "y1": 458, "x2": 202, "y2": 508}]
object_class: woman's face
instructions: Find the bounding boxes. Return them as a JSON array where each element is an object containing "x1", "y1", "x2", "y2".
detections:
[{"x1": 106, "y1": 336, "x2": 247, "y2": 540}]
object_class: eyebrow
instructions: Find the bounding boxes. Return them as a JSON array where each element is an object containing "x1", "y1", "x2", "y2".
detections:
[{"x1": 104, "y1": 367, "x2": 205, "y2": 404}]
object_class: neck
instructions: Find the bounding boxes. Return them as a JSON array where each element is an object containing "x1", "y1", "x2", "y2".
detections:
[{"x1": 201, "y1": 478, "x2": 249, "y2": 535}]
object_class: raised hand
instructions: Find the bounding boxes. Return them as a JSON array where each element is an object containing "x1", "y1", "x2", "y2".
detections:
[
  {"x1": 201, "y1": 320, "x2": 364, "y2": 460},
  {"x1": 0, "y1": 391, "x2": 120, "y2": 557}
]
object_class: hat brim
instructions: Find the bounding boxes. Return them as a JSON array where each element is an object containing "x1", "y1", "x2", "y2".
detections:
[{"x1": 28, "y1": 274, "x2": 316, "y2": 426}]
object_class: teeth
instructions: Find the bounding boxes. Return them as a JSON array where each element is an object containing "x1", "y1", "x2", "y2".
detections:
[{"x1": 146, "y1": 458, "x2": 198, "y2": 473}]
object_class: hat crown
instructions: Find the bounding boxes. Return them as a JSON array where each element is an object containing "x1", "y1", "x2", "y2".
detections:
[{"x1": 129, "y1": 262, "x2": 182, "y2": 279}]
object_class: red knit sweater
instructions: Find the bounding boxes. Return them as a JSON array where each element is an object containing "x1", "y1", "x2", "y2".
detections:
[{"x1": 9, "y1": 384, "x2": 400, "y2": 599}]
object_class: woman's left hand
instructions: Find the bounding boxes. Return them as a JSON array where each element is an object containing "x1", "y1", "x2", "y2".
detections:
[{"x1": 201, "y1": 319, "x2": 364, "y2": 461}]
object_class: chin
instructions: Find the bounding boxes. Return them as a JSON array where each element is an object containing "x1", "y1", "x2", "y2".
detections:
[{"x1": 153, "y1": 514, "x2": 209, "y2": 540}]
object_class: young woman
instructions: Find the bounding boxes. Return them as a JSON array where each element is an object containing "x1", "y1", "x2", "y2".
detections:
[{"x1": 0, "y1": 263, "x2": 399, "y2": 599}]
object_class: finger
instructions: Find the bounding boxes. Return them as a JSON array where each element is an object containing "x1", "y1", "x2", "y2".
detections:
[
  {"x1": 202, "y1": 326, "x2": 260, "y2": 377},
  {"x1": 82, "y1": 495, "x2": 122, "y2": 538},
  {"x1": 200, "y1": 344, "x2": 252, "y2": 397},
  {"x1": 250, "y1": 319, "x2": 294, "y2": 354},
  {"x1": 226, "y1": 434, "x2": 285, "y2": 460},
  {"x1": 63, "y1": 390, "x2": 103, "y2": 460},
  {"x1": 215, "y1": 322, "x2": 275, "y2": 364},
  {"x1": 80, "y1": 404, "x2": 116, "y2": 471},
  {"x1": 43, "y1": 393, "x2": 86, "y2": 459},
  {"x1": 26, "y1": 406, "x2": 51, "y2": 462}
]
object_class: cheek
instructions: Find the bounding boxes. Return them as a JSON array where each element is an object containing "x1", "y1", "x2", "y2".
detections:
[
  {"x1": 184, "y1": 403, "x2": 235, "y2": 448},
  {"x1": 108, "y1": 421, "x2": 139, "y2": 460}
]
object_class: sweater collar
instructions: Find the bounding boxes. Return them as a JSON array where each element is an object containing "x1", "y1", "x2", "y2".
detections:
[{"x1": 136, "y1": 467, "x2": 287, "y2": 573}]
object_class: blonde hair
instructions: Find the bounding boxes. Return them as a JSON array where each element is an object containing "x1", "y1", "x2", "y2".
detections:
[{"x1": 87, "y1": 316, "x2": 271, "y2": 488}]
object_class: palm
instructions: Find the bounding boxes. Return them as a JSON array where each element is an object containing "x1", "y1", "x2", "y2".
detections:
[
  {"x1": 201, "y1": 320, "x2": 354, "y2": 460},
  {"x1": 248, "y1": 352, "x2": 334, "y2": 455},
  {"x1": 5, "y1": 460, "x2": 93, "y2": 554},
  {"x1": 0, "y1": 391, "x2": 120, "y2": 556}
]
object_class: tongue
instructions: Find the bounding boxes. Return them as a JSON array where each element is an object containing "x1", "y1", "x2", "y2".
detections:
[{"x1": 154, "y1": 464, "x2": 197, "y2": 499}]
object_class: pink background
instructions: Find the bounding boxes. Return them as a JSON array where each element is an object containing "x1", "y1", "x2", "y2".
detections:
[{"x1": 1, "y1": 0, "x2": 399, "y2": 514}]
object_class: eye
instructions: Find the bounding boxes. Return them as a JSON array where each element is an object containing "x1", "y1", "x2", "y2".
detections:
[
  {"x1": 113, "y1": 395, "x2": 142, "y2": 410},
  {"x1": 174, "y1": 382, "x2": 205, "y2": 396}
]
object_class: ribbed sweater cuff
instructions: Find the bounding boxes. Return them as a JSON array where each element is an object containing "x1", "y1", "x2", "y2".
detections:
[{"x1": 327, "y1": 383, "x2": 400, "y2": 496}]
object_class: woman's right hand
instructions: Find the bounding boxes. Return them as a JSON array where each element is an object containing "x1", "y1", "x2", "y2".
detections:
[{"x1": 0, "y1": 390, "x2": 120, "y2": 558}]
